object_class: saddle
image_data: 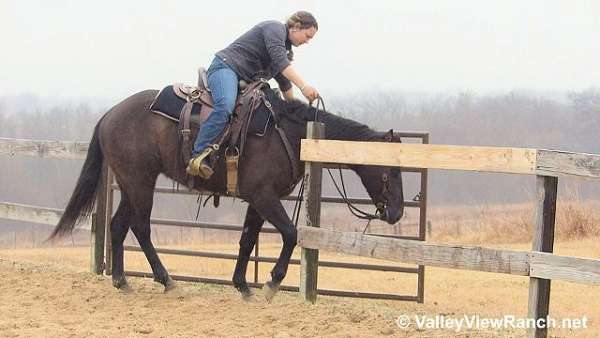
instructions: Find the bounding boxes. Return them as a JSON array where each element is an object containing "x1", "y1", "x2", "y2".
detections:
[
  {"x1": 150, "y1": 68, "x2": 271, "y2": 195},
  {"x1": 150, "y1": 68, "x2": 298, "y2": 196}
]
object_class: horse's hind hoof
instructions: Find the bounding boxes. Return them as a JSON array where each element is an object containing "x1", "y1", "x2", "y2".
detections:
[
  {"x1": 163, "y1": 277, "x2": 177, "y2": 293},
  {"x1": 262, "y1": 281, "x2": 280, "y2": 303},
  {"x1": 120, "y1": 284, "x2": 134, "y2": 294}
]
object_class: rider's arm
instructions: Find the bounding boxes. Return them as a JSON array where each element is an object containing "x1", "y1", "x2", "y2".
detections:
[
  {"x1": 280, "y1": 65, "x2": 307, "y2": 91},
  {"x1": 281, "y1": 65, "x2": 319, "y2": 102},
  {"x1": 274, "y1": 72, "x2": 293, "y2": 101}
]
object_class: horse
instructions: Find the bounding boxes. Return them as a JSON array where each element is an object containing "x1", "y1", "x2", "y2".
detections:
[{"x1": 49, "y1": 86, "x2": 405, "y2": 301}]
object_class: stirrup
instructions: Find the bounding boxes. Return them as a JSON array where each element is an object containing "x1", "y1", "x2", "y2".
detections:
[{"x1": 186, "y1": 146, "x2": 216, "y2": 178}]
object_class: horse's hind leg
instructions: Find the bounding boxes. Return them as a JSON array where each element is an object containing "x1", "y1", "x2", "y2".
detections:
[
  {"x1": 249, "y1": 196, "x2": 297, "y2": 302},
  {"x1": 110, "y1": 196, "x2": 133, "y2": 291},
  {"x1": 127, "y1": 184, "x2": 176, "y2": 292},
  {"x1": 232, "y1": 206, "x2": 264, "y2": 300}
]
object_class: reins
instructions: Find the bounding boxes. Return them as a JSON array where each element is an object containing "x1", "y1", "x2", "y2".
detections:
[
  {"x1": 292, "y1": 96, "x2": 383, "y2": 230},
  {"x1": 326, "y1": 167, "x2": 383, "y2": 221}
]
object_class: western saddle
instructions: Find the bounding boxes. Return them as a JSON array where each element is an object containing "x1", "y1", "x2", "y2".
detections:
[{"x1": 174, "y1": 68, "x2": 270, "y2": 195}]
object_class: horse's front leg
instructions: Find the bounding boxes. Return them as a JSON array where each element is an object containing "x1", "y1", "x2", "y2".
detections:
[
  {"x1": 249, "y1": 194, "x2": 297, "y2": 302},
  {"x1": 232, "y1": 206, "x2": 264, "y2": 300}
]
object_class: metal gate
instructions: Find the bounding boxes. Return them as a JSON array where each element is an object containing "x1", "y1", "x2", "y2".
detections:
[{"x1": 97, "y1": 132, "x2": 429, "y2": 302}]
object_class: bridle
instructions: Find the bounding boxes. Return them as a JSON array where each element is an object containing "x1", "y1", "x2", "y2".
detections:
[
  {"x1": 327, "y1": 166, "x2": 392, "y2": 222},
  {"x1": 291, "y1": 97, "x2": 397, "y2": 228}
]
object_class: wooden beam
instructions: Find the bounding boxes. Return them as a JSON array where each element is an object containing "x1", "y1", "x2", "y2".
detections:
[
  {"x1": 91, "y1": 162, "x2": 109, "y2": 275},
  {"x1": 0, "y1": 137, "x2": 88, "y2": 160},
  {"x1": 297, "y1": 227, "x2": 530, "y2": 275},
  {"x1": 0, "y1": 201, "x2": 85, "y2": 227},
  {"x1": 301, "y1": 140, "x2": 600, "y2": 179},
  {"x1": 300, "y1": 122, "x2": 325, "y2": 303},
  {"x1": 536, "y1": 149, "x2": 600, "y2": 179},
  {"x1": 298, "y1": 226, "x2": 600, "y2": 285},
  {"x1": 530, "y1": 252, "x2": 600, "y2": 285},
  {"x1": 527, "y1": 176, "x2": 557, "y2": 338},
  {"x1": 301, "y1": 140, "x2": 537, "y2": 175}
]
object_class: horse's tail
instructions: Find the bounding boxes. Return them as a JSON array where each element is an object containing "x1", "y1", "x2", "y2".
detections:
[{"x1": 49, "y1": 120, "x2": 104, "y2": 240}]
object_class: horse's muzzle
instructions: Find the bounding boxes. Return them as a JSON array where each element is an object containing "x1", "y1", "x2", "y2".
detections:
[{"x1": 381, "y1": 207, "x2": 403, "y2": 225}]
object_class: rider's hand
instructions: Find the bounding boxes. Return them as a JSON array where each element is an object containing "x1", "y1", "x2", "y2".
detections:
[{"x1": 301, "y1": 85, "x2": 319, "y2": 103}]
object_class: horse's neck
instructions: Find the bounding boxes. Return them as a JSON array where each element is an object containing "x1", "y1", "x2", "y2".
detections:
[
  {"x1": 279, "y1": 105, "x2": 379, "y2": 143},
  {"x1": 319, "y1": 112, "x2": 379, "y2": 142}
]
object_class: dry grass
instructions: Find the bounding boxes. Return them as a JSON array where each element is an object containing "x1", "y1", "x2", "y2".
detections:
[{"x1": 422, "y1": 194, "x2": 600, "y2": 245}]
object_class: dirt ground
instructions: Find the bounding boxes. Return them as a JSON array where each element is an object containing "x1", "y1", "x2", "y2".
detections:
[{"x1": 0, "y1": 239, "x2": 598, "y2": 337}]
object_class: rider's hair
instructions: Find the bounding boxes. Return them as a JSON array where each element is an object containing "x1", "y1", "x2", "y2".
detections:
[{"x1": 286, "y1": 11, "x2": 318, "y2": 30}]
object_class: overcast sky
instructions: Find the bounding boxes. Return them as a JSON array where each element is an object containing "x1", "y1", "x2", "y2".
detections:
[{"x1": 1, "y1": 0, "x2": 598, "y2": 101}]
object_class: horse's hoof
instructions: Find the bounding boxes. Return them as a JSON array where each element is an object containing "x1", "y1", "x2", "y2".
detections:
[
  {"x1": 121, "y1": 284, "x2": 134, "y2": 293},
  {"x1": 163, "y1": 277, "x2": 177, "y2": 293},
  {"x1": 118, "y1": 282, "x2": 134, "y2": 293},
  {"x1": 243, "y1": 293, "x2": 259, "y2": 303},
  {"x1": 241, "y1": 289, "x2": 257, "y2": 302},
  {"x1": 113, "y1": 278, "x2": 134, "y2": 293},
  {"x1": 263, "y1": 281, "x2": 280, "y2": 303}
]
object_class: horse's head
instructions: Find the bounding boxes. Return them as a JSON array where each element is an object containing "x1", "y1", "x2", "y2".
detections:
[{"x1": 353, "y1": 130, "x2": 404, "y2": 224}]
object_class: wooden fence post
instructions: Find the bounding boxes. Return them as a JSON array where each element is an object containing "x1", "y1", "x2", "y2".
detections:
[
  {"x1": 104, "y1": 169, "x2": 114, "y2": 275},
  {"x1": 90, "y1": 162, "x2": 109, "y2": 274},
  {"x1": 300, "y1": 122, "x2": 325, "y2": 303},
  {"x1": 527, "y1": 175, "x2": 558, "y2": 338}
]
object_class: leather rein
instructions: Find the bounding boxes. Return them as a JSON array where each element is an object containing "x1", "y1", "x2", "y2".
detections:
[
  {"x1": 290, "y1": 97, "x2": 393, "y2": 228},
  {"x1": 259, "y1": 93, "x2": 300, "y2": 182}
]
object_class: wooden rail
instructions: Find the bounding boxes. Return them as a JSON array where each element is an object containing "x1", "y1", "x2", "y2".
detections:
[
  {"x1": 298, "y1": 227, "x2": 600, "y2": 285},
  {"x1": 301, "y1": 140, "x2": 600, "y2": 178},
  {"x1": 0, "y1": 201, "x2": 87, "y2": 228},
  {"x1": 0, "y1": 137, "x2": 88, "y2": 159}
]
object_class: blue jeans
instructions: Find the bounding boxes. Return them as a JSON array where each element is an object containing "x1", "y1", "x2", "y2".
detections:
[{"x1": 192, "y1": 56, "x2": 239, "y2": 156}]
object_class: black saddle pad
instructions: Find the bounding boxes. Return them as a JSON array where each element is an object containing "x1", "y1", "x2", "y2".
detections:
[
  {"x1": 150, "y1": 85, "x2": 271, "y2": 136},
  {"x1": 149, "y1": 85, "x2": 202, "y2": 121}
]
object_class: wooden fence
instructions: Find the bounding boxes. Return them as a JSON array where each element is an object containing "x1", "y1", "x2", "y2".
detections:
[{"x1": 297, "y1": 122, "x2": 600, "y2": 338}]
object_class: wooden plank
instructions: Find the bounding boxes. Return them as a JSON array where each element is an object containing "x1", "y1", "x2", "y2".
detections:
[
  {"x1": 300, "y1": 122, "x2": 325, "y2": 303},
  {"x1": 536, "y1": 149, "x2": 600, "y2": 179},
  {"x1": 298, "y1": 227, "x2": 530, "y2": 275},
  {"x1": 527, "y1": 175, "x2": 557, "y2": 338},
  {"x1": 0, "y1": 137, "x2": 88, "y2": 159},
  {"x1": 0, "y1": 201, "x2": 91, "y2": 227},
  {"x1": 104, "y1": 169, "x2": 115, "y2": 276},
  {"x1": 91, "y1": 162, "x2": 109, "y2": 275},
  {"x1": 417, "y1": 137, "x2": 430, "y2": 303},
  {"x1": 530, "y1": 252, "x2": 600, "y2": 285},
  {"x1": 301, "y1": 140, "x2": 537, "y2": 175},
  {"x1": 90, "y1": 214, "x2": 99, "y2": 272}
]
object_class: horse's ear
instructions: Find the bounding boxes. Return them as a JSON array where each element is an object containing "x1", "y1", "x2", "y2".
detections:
[
  {"x1": 382, "y1": 129, "x2": 402, "y2": 143},
  {"x1": 384, "y1": 129, "x2": 394, "y2": 142}
]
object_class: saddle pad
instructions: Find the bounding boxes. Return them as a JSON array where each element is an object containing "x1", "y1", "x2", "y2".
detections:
[
  {"x1": 150, "y1": 85, "x2": 202, "y2": 122},
  {"x1": 150, "y1": 85, "x2": 271, "y2": 136}
]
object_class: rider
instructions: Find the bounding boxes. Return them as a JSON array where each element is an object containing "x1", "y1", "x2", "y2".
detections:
[{"x1": 186, "y1": 11, "x2": 320, "y2": 178}]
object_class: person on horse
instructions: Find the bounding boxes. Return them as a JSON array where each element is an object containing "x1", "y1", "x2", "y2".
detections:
[{"x1": 186, "y1": 11, "x2": 320, "y2": 178}]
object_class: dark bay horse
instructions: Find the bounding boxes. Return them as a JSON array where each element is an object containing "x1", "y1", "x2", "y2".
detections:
[{"x1": 49, "y1": 87, "x2": 404, "y2": 300}]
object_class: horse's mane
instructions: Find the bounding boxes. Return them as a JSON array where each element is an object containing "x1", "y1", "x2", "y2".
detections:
[{"x1": 265, "y1": 89, "x2": 381, "y2": 141}]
